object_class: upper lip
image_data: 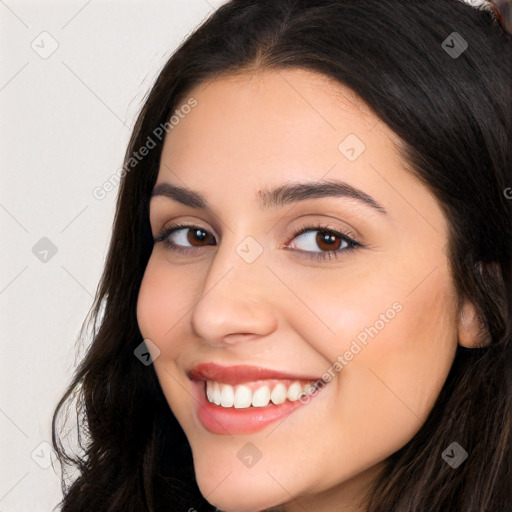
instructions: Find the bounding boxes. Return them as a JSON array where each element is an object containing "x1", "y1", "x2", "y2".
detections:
[{"x1": 188, "y1": 362, "x2": 320, "y2": 385}]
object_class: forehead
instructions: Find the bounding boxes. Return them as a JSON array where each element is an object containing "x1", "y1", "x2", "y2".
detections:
[
  {"x1": 158, "y1": 68, "x2": 397, "y2": 184},
  {"x1": 153, "y1": 68, "x2": 447, "y2": 247},
  {"x1": 167, "y1": 68, "x2": 379, "y2": 143}
]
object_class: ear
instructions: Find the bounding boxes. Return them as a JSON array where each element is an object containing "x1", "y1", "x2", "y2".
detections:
[{"x1": 458, "y1": 299, "x2": 490, "y2": 348}]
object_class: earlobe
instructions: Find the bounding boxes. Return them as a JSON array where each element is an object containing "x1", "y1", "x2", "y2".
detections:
[{"x1": 458, "y1": 300, "x2": 490, "y2": 348}]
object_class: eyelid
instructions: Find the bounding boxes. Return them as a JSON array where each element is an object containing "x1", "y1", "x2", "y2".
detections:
[
  {"x1": 154, "y1": 220, "x2": 363, "y2": 261},
  {"x1": 286, "y1": 222, "x2": 359, "y2": 245}
]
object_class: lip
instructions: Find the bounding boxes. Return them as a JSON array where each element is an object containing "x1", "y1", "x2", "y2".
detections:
[
  {"x1": 188, "y1": 362, "x2": 321, "y2": 385},
  {"x1": 188, "y1": 362, "x2": 323, "y2": 435}
]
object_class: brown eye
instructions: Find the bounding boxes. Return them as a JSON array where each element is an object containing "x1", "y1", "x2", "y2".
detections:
[
  {"x1": 315, "y1": 230, "x2": 344, "y2": 251},
  {"x1": 155, "y1": 223, "x2": 360, "y2": 261},
  {"x1": 284, "y1": 224, "x2": 362, "y2": 262},
  {"x1": 154, "y1": 224, "x2": 216, "y2": 251},
  {"x1": 186, "y1": 228, "x2": 215, "y2": 246},
  {"x1": 291, "y1": 228, "x2": 349, "y2": 253}
]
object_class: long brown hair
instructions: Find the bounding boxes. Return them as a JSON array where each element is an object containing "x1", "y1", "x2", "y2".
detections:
[{"x1": 52, "y1": 1, "x2": 512, "y2": 510}]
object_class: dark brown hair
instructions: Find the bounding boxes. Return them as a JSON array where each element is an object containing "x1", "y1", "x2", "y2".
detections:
[{"x1": 52, "y1": 1, "x2": 512, "y2": 510}]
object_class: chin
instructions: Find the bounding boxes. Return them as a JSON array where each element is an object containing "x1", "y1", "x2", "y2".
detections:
[
  {"x1": 194, "y1": 464, "x2": 289, "y2": 512},
  {"x1": 201, "y1": 489, "x2": 282, "y2": 512}
]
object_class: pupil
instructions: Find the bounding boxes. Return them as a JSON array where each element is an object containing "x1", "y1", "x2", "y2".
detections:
[
  {"x1": 321, "y1": 232, "x2": 336, "y2": 245},
  {"x1": 193, "y1": 229, "x2": 207, "y2": 242}
]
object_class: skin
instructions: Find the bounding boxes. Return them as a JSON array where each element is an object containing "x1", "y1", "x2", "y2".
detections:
[{"x1": 136, "y1": 68, "x2": 481, "y2": 512}]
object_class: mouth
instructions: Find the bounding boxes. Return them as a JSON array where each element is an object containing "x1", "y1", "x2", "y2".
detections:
[
  {"x1": 188, "y1": 363, "x2": 324, "y2": 435},
  {"x1": 204, "y1": 379, "x2": 315, "y2": 408}
]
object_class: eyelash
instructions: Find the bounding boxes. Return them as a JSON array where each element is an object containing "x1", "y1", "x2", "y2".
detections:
[{"x1": 153, "y1": 222, "x2": 363, "y2": 261}]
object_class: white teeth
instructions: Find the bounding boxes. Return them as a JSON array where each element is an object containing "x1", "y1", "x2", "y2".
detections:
[
  {"x1": 270, "y1": 383, "x2": 287, "y2": 405},
  {"x1": 213, "y1": 381, "x2": 221, "y2": 405},
  {"x1": 287, "y1": 382, "x2": 303, "y2": 402},
  {"x1": 220, "y1": 384, "x2": 234, "y2": 407},
  {"x1": 206, "y1": 381, "x2": 214, "y2": 402},
  {"x1": 234, "y1": 385, "x2": 252, "y2": 409},
  {"x1": 252, "y1": 386, "x2": 271, "y2": 407},
  {"x1": 205, "y1": 379, "x2": 318, "y2": 408}
]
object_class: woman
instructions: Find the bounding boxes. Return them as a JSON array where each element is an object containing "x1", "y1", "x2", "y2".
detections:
[{"x1": 52, "y1": 1, "x2": 512, "y2": 511}]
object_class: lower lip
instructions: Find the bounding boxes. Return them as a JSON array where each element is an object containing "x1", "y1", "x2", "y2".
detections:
[{"x1": 192, "y1": 381, "x2": 317, "y2": 435}]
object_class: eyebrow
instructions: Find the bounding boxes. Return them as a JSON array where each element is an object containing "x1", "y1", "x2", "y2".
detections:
[{"x1": 151, "y1": 179, "x2": 388, "y2": 215}]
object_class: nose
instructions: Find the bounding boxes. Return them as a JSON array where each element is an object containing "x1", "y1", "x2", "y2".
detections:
[{"x1": 190, "y1": 240, "x2": 278, "y2": 346}]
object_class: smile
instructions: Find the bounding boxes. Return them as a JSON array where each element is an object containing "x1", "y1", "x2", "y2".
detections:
[
  {"x1": 188, "y1": 363, "x2": 324, "y2": 434},
  {"x1": 205, "y1": 379, "x2": 315, "y2": 408}
]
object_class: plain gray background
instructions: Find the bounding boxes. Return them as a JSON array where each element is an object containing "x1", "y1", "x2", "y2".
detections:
[{"x1": 0, "y1": 0, "x2": 484, "y2": 510}]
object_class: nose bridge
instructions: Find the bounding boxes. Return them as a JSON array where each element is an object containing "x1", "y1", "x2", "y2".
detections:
[{"x1": 190, "y1": 232, "x2": 278, "y2": 344}]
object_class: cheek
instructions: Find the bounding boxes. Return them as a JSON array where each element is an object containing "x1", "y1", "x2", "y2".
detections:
[
  {"x1": 136, "y1": 255, "x2": 199, "y2": 422},
  {"x1": 332, "y1": 273, "x2": 457, "y2": 454},
  {"x1": 136, "y1": 263, "x2": 170, "y2": 344},
  {"x1": 136, "y1": 254, "x2": 198, "y2": 350},
  {"x1": 268, "y1": 258, "x2": 407, "y2": 364},
  {"x1": 277, "y1": 257, "x2": 458, "y2": 454}
]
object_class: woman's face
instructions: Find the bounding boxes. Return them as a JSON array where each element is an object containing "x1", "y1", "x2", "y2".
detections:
[{"x1": 137, "y1": 68, "x2": 462, "y2": 512}]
